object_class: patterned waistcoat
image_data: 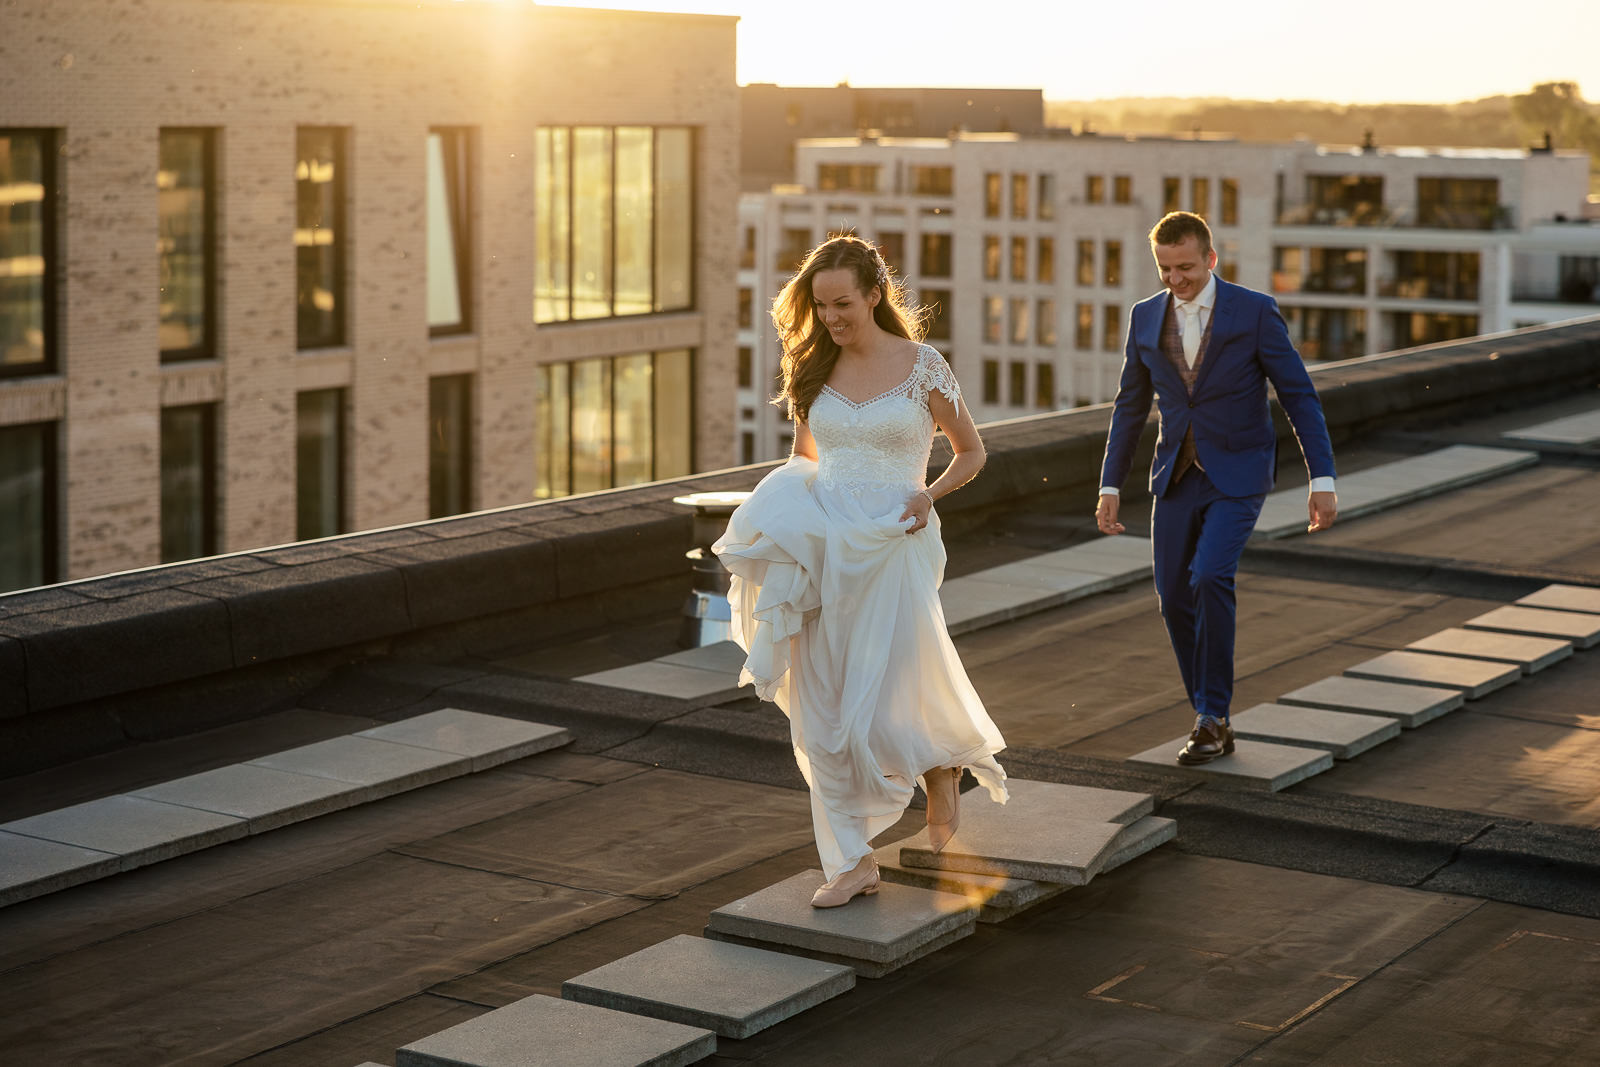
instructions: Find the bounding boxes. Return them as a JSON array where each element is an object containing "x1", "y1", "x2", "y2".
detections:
[{"x1": 1160, "y1": 298, "x2": 1215, "y2": 480}]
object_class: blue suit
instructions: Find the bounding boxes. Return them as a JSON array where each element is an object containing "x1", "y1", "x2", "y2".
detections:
[{"x1": 1100, "y1": 276, "x2": 1335, "y2": 719}]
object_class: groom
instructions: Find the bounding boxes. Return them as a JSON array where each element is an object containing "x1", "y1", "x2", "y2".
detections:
[{"x1": 1096, "y1": 211, "x2": 1337, "y2": 764}]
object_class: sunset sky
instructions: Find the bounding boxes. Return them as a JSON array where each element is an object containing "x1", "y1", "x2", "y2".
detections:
[{"x1": 548, "y1": 0, "x2": 1597, "y2": 105}]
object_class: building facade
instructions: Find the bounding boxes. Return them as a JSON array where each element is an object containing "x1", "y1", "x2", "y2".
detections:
[
  {"x1": 0, "y1": 0, "x2": 740, "y2": 593},
  {"x1": 734, "y1": 132, "x2": 1595, "y2": 463}
]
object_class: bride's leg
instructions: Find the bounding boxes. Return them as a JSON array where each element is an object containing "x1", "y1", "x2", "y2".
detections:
[{"x1": 923, "y1": 766, "x2": 962, "y2": 854}]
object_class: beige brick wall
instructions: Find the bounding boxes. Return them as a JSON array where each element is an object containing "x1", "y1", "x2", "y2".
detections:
[{"x1": 0, "y1": 0, "x2": 739, "y2": 578}]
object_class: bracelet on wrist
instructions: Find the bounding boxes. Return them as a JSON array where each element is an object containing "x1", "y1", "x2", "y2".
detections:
[{"x1": 920, "y1": 489, "x2": 936, "y2": 505}]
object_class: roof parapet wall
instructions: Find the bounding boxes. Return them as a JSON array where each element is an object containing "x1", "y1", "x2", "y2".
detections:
[{"x1": 1, "y1": 319, "x2": 1598, "y2": 776}]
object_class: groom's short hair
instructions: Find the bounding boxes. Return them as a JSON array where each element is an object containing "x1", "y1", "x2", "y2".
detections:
[{"x1": 1149, "y1": 212, "x2": 1213, "y2": 258}]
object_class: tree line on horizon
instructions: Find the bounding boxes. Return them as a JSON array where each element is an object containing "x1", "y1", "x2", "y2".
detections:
[{"x1": 1045, "y1": 83, "x2": 1600, "y2": 195}]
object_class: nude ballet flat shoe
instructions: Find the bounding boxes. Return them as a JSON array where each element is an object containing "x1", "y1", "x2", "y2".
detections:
[
  {"x1": 925, "y1": 766, "x2": 962, "y2": 855},
  {"x1": 810, "y1": 855, "x2": 880, "y2": 908}
]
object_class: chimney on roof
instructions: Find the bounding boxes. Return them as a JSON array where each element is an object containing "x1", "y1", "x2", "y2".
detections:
[
  {"x1": 1531, "y1": 129, "x2": 1555, "y2": 154},
  {"x1": 1362, "y1": 128, "x2": 1377, "y2": 154}
]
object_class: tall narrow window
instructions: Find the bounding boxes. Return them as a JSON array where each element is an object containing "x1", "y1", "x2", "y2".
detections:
[
  {"x1": 1035, "y1": 362, "x2": 1055, "y2": 408},
  {"x1": 1007, "y1": 361, "x2": 1026, "y2": 406},
  {"x1": 427, "y1": 128, "x2": 473, "y2": 335},
  {"x1": 534, "y1": 127, "x2": 571, "y2": 322},
  {"x1": 738, "y1": 287, "x2": 753, "y2": 329},
  {"x1": 160, "y1": 404, "x2": 216, "y2": 562},
  {"x1": 653, "y1": 348, "x2": 693, "y2": 479},
  {"x1": 613, "y1": 352, "x2": 653, "y2": 486},
  {"x1": 428, "y1": 375, "x2": 473, "y2": 518},
  {"x1": 296, "y1": 389, "x2": 345, "y2": 539},
  {"x1": 613, "y1": 127, "x2": 653, "y2": 316},
  {"x1": 572, "y1": 127, "x2": 613, "y2": 320},
  {"x1": 1163, "y1": 177, "x2": 1181, "y2": 214},
  {"x1": 296, "y1": 127, "x2": 346, "y2": 349},
  {"x1": 1104, "y1": 240, "x2": 1122, "y2": 287},
  {"x1": 982, "y1": 359, "x2": 1000, "y2": 405},
  {"x1": 1036, "y1": 299, "x2": 1057, "y2": 346},
  {"x1": 535, "y1": 362, "x2": 571, "y2": 498},
  {"x1": 1010, "y1": 173, "x2": 1028, "y2": 219},
  {"x1": 1085, "y1": 175, "x2": 1105, "y2": 204},
  {"x1": 921, "y1": 288, "x2": 951, "y2": 341},
  {"x1": 1191, "y1": 176, "x2": 1211, "y2": 219},
  {"x1": 1103, "y1": 304, "x2": 1122, "y2": 351},
  {"x1": 1076, "y1": 240, "x2": 1095, "y2": 287},
  {"x1": 983, "y1": 296, "x2": 1003, "y2": 343},
  {"x1": 1076, "y1": 303, "x2": 1094, "y2": 349},
  {"x1": 877, "y1": 231, "x2": 905, "y2": 273},
  {"x1": 919, "y1": 233, "x2": 952, "y2": 277},
  {"x1": 1038, "y1": 237, "x2": 1055, "y2": 284},
  {"x1": 1220, "y1": 177, "x2": 1239, "y2": 226},
  {"x1": 1009, "y1": 298, "x2": 1029, "y2": 345},
  {"x1": 2, "y1": 129, "x2": 57, "y2": 376},
  {"x1": 159, "y1": 129, "x2": 215, "y2": 361},
  {"x1": 570, "y1": 355, "x2": 612, "y2": 491},
  {"x1": 1037, "y1": 173, "x2": 1056, "y2": 220},
  {"x1": 1114, "y1": 175, "x2": 1132, "y2": 204},
  {"x1": 0, "y1": 421, "x2": 58, "y2": 591},
  {"x1": 983, "y1": 235, "x2": 1001, "y2": 281},
  {"x1": 984, "y1": 172, "x2": 1002, "y2": 218},
  {"x1": 1010, "y1": 236, "x2": 1027, "y2": 281}
]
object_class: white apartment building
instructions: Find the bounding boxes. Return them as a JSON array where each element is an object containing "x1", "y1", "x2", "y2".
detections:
[{"x1": 735, "y1": 132, "x2": 1595, "y2": 463}]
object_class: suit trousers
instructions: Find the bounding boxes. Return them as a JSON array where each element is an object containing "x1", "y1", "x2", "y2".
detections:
[{"x1": 1151, "y1": 466, "x2": 1266, "y2": 720}]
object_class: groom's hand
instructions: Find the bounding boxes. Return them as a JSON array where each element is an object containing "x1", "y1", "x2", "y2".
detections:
[
  {"x1": 1096, "y1": 494, "x2": 1125, "y2": 536},
  {"x1": 1308, "y1": 490, "x2": 1338, "y2": 532}
]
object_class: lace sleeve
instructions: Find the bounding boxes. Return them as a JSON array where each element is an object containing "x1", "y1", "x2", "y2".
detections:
[{"x1": 910, "y1": 345, "x2": 962, "y2": 418}]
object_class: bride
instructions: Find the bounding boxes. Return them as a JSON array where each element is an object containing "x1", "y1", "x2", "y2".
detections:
[{"x1": 714, "y1": 235, "x2": 1008, "y2": 908}]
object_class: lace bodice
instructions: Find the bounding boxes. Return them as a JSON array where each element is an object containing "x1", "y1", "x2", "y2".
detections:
[{"x1": 807, "y1": 344, "x2": 962, "y2": 495}]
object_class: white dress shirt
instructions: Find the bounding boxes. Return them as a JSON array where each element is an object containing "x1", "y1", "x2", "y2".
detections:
[{"x1": 1100, "y1": 273, "x2": 1336, "y2": 497}]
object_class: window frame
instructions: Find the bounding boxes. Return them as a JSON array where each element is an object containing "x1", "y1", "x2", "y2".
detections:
[
  {"x1": 534, "y1": 125, "x2": 697, "y2": 325},
  {"x1": 158, "y1": 127, "x2": 218, "y2": 363},
  {"x1": 0, "y1": 128, "x2": 60, "y2": 379},
  {"x1": 295, "y1": 126, "x2": 349, "y2": 351},
  {"x1": 428, "y1": 127, "x2": 475, "y2": 338}
]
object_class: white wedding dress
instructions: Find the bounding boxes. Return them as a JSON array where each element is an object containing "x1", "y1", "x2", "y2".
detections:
[{"x1": 713, "y1": 344, "x2": 1008, "y2": 880}]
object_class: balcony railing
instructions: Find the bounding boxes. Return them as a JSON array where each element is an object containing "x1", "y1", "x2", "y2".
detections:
[
  {"x1": 1511, "y1": 280, "x2": 1600, "y2": 305},
  {"x1": 1377, "y1": 277, "x2": 1481, "y2": 301},
  {"x1": 1276, "y1": 200, "x2": 1516, "y2": 231}
]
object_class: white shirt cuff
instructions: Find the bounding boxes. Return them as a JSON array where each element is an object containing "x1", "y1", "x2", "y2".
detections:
[
  {"x1": 1098, "y1": 486, "x2": 1120, "y2": 497},
  {"x1": 1309, "y1": 476, "x2": 1336, "y2": 494}
]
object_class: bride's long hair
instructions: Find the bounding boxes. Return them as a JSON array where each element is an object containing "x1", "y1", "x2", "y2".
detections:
[{"x1": 771, "y1": 234, "x2": 926, "y2": 423}]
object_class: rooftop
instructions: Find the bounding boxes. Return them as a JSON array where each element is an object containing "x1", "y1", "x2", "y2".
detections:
[{"x1": 2, "y1": 319, "x2": 1599, "y2": 1064}]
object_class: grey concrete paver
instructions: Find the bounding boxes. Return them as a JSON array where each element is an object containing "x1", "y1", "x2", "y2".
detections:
[
  {"x1": 1516, "y1": 583, "x2": 1600, "y2": 615},
  {"x1": 1502, "y1": 407, "x2": 1600, "y2": 445},
  {"x1": 871, "y1": 842, "x2": 1071, "y2": 923},
  {"x1": 1275, "y1": 675, "x2": 1463, "y2": 727},
  {"x1": 1126, "y1": 738, "x2": 1333, "y2": 791},
  {"x1": 1405, "y1": 627, "x2": 1573, "y2": 673},
  {"x1": 0, "y1": 830, "x2": 121, "y2": 906},
  {"x1": 0, "y1": 793, "x2": 247, "y2": 863},
  {"x1": 1462, "y1": 605, "x2": 1600, "y2": 649},
  {"x1": 892, "y1": 778, "x2": 1159, "y2": 884},
  {"x1": 395, "y1": 993, "x2": 714, "y2": 1067},
  {"x1": 705, "y1": 870, "x2": 977, "y2": 976},
  {"x1": 573, "y1": 660, "x2": 744, "y2": 701},
  {"x1": 1343, "y1": 650, "x2": 1522, "y2": 698},
  {"x1": 248, "y1": 735, "x2": 469, "y2": 791},
  {"x1": 357, "y1": 709, "x2": 570, "y2": 772},
  {"x1": 1229, "y1": 703, "x2": 1401, "y2": 759},
  {"x1": 1252, "y1": 445, "x2": 1539, "y2": 539},
  {"x1": 655, "y1": 640, "x2": 748, "y2": 674},
  {"x1": 561, "y1": 933, "x2": 853, "y2": 1039},
  {"x1": 129, "y1": 762, "x2": 367, "y2": 832}
]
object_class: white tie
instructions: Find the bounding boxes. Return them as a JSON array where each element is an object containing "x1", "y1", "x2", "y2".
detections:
[{"x1": 1178, "y1": 300, "x2": 1201, "y2": 368}]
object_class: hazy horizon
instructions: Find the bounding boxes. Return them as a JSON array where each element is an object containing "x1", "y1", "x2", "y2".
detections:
[{"x1": 548, "y1": 0, "x2": 1595, "y2": 107}]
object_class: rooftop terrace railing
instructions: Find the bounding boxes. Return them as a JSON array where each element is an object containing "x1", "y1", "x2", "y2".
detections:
[{"x1": 2, "y1": 317, "x2": 1598, "y2": 778}]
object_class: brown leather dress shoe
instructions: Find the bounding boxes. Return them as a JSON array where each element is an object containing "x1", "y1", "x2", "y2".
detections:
[
  {"x1": 1176, "y1": 718, "x2": 1235, "y2": 765},
  {"x1": 810, "y1": 855, "x2": 880, "y2": 908}
]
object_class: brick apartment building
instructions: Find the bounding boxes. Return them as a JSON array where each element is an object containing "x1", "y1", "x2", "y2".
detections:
[{"x1": 0, "y1": 0, "x2": 739, "y2": 593}]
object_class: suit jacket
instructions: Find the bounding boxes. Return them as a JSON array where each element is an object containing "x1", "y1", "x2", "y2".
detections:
[{"x1": 1099, "y1": 276, "x2": 1336, "y2": 499}]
